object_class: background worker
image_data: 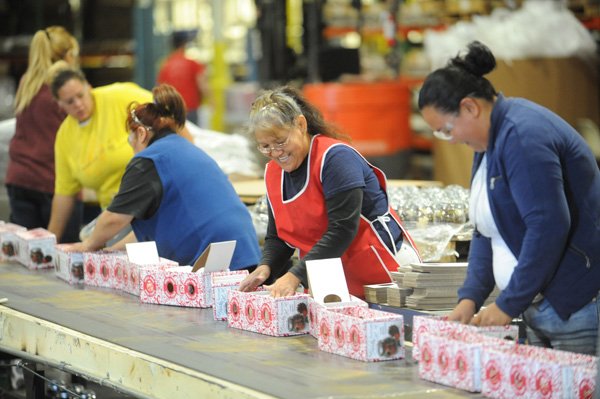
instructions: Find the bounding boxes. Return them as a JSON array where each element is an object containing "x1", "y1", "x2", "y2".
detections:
[
  {"x1": 239, "y1": 86, "x2": 420, "y2": 298},
  {"x1": 70, "y1": 84, "x2": 260, "y2": 269},
  {"x1": 47, "y1": 68, "x2": 154, "y2": 242},
  {"x1": 418, "y1": 41, "x2": 600, "y2": 355},
  {"x1": 5, "y1": 26, "x2": 81, "y2": 242},
  {"x1": 157, "y1": 29, "x2": 207, "y2": 126},
  {"x1": 48, "y1": 68, "x2": 195, "y2": 243}
]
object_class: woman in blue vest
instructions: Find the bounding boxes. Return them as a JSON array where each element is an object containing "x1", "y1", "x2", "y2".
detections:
[
  {"x1": 418, "y1": 41, "x2": 600, "y2": 355},
  {"x1": 72, "y1": 84, "x2": 260, "y2": 269},
  {"x1": 238, "y1": 86, "x2": 420, "y2": 299}
]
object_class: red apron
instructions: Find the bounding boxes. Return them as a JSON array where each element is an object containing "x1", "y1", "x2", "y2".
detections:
[{"x1": 265, "y1": 134, "x2": 419, "y2": 298}]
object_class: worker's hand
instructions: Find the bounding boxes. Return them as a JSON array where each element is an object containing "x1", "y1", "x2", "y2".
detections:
[
  {"x1": 447, "y1": 299, "x2": 477, "y2": 324},
  {"x1": 471, "y1": 302, "x2": 512, "y2": 327},
  {"x1": 63, "y1": 242, "x2": 90, "y2": 252},
  {"x1": 264, "y1": 272, "x2": 300, "y2": 298},
  {"x1": 238, "y1": 264, "x2": 271, "y2": 292}
]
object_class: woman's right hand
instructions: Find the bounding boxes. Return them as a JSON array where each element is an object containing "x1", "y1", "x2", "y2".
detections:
[
  {"x1": 447, "y1": 299, "x2": 477, "y2": 324},
  {"x1": 238, "y1": 264, "x2": 271, "y2": 292}
]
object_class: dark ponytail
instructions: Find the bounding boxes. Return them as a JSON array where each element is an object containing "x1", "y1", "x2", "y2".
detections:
[{"x1": 418, "y1": 41, "x2": 498, "y2": 113}]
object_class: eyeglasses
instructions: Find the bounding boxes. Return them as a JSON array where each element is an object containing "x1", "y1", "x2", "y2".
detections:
[
  {"x1": 130, "y1": 109, "x2": 152, "y2": 131},
  {"x1": 432, "y1": 121, "x2": 454, "y2": 141},
  {"x1": 256, "y1": 133, "x2": 292, "y2": 155}
]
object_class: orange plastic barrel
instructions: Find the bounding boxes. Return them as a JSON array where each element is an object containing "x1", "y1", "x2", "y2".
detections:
[{"x1": 303, "y1": 81, "x2": 411, "y2": 157}]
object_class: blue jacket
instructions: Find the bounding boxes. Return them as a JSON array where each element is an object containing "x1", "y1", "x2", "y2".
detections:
[
  {"x1": 131, "y1": 134, "x2": 261, "y2": 269},
  {"x1": 459, "y1": 94, "x2": 600, "y2": 320}
]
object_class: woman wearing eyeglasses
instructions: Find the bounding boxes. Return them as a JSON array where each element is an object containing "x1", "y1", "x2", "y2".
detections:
[
  {"x1": 238, "y1": 86, "x2": 420, "y2": 299},
  {"x1": 69, "y1": 84, "x2": 261, "y2": 269},
  {"x1": 418, "y1": 41, "x2": 600, "y2": 355}
]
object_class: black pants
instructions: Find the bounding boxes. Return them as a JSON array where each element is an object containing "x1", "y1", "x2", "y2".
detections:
[{"x1": 6, "y1": 184, "x2": 82, "y2": 243}]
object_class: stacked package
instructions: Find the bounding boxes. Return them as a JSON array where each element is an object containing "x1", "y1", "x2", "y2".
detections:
[
  {"x1": 364, "y1": 282, "x2": 395, "y2": 304},
  {"x1": 402, "y1": 263, "x2": 467, "y2": 310}
]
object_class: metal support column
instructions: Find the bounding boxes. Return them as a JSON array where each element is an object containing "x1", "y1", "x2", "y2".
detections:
[{"x1": 133, "y1": 0, "x2": 156, "y2": 90}]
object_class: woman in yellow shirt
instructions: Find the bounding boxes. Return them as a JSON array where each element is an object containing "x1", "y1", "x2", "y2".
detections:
[{"x1": 47, "y1": 68, "x2": 172, "y2": 242}]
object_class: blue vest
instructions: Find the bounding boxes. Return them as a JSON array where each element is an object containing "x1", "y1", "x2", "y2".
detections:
[{"x1": 131, "y1": 134, "x2": 260, "y2": 269}]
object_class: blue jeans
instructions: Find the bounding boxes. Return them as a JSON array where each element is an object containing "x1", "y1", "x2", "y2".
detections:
[{"x1": 522, "y1": 296, "x2": 599, "y2": 355}]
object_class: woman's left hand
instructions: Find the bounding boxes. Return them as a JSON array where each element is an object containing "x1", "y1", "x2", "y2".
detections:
[
  {"x1": 264, "y1": 272, "x2": 301, "y2": 298},
  {"x1": 470, "y1": 303, "x2": 512, "y2": 326}
]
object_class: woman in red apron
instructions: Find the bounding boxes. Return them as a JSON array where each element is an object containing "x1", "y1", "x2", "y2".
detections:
[{"x1": 239, "y1": 86, "x2": 420, "y2": 299}]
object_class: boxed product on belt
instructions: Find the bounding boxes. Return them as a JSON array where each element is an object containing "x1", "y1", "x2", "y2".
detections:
[
  {"x1": 412, "y1": 315, "x2": 519, "y2": 361},
  {"x1": 139, "y1": 266, "x2": 248, "y2": 308},
  {"x1": 481, "y1": 342, "x2": 598, "y2": 399},
  {"x1": 212, "y1": 270, "x2": 250, "y2": 320},
  {"x1": 0, "y1": 222, "x2": 27, "y2": 262},
  {"x1": 572, "y1": 364, "x2": 597, "y2": 399},
  {"x1": 83, "y1": 251, "x2": 128, "y2": 289},
  {"x1": 227, "y1": 290, "x2": 311, "y2": 337},
  {"x1": 14, "y1": 228, "x2": 56, "y2": 270},
  {"x1": 54, "y1": 244, "x2": 84, "y2": 284},
  {"x1": 317, "y1": 306, "x2": 405, "y2": 362},
  {"x1": 121, "y1": 258, "x2": 178, "y2": 296},
  {"x1": 418, "y1": 330, "x2": 514, "y2": 392},
  {"x1": 307, "y1": 295, "x2": 368, "y2": 338}
]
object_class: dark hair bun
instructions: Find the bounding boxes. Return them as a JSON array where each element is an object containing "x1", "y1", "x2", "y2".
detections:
[{"x1": 450, "y1": 40, "x2": 496, "y2": 77}]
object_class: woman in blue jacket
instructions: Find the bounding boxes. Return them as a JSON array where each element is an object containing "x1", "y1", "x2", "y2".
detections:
[
  {"x1": 72, "y1": 84, "x2": 260, "y2": 270},
  {"x1": 418, "y1": 41, "x2": 600, "y2": 355}
]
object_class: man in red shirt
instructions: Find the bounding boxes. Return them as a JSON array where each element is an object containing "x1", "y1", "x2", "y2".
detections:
[{"x1": 157, "y1": 30, "x2": 206, "y2": 125}]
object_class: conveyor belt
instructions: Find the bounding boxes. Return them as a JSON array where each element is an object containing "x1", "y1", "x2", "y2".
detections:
[{"x1": 0, "y1": 261, "x2": 480, "y2": 399}]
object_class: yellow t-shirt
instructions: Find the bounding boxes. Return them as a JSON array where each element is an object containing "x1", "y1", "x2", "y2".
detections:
[{"x1": 54, "y1": 82, "x2": 153, "y2": 208}]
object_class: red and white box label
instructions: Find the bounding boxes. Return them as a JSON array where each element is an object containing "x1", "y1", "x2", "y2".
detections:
[
  {"x1": 211, "y1": 270, "x2": 249, "y2": 321},
  {"x1": 83, "y1": 251, "x2": 128, "y2": 289},
  {"x1": 122, "y1": 258, "x2": 178, "y2": 296},
  {"x1": 227, "y1": 290, "x2": 311, "y2": 337},
  {"x1": 140, "y1": 266, "x2": 248, "y2": 308},
  {"x1": 412, "y1": 315, "x2": 519, "y2": 362},
  {"x1": 317, "y1": 306, "x2": 405, "y2": 362},
  {"x1": 308, "y1": 296, "x2": 368, "y2": 339}
]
